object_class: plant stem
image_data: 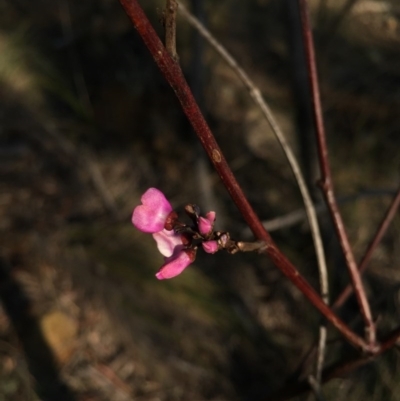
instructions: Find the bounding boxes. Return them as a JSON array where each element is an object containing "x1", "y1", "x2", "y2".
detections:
[
  {"x1": 334, "y1": 185, "x2": 400, "y2": 310},
  {"x1": 270, "y1": 325, "x2": 400, "y2": 401},
  {"x1": 297, "y1": 0, "x2": 376, "y2": 346},
  {"x1": 118, "y1": 0, "x2": 369, "y2": 352},
  {"x1": 164, "y1": 0, "x2": 179, "y2": 61}
]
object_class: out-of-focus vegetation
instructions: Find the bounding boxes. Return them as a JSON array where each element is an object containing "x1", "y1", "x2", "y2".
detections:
[{"x1": 0, "y1": 0, "x2": 399, "y2": 400}]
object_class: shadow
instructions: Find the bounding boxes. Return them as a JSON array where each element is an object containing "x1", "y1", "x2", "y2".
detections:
[{"x1": 0, "y1": 257, "x2": 77, "y2": 401}]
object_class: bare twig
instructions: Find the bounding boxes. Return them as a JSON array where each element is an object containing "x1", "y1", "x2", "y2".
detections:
[
  {"x1": 308, "y1": 374, "x2": 325, "y2": 401},
  {"x1": 164, "y1": 0, "x2": 179, "y2": 61},
  {"x1": 281, "y1": 188, "x2": 400, "y2": 397},
  {"x1": 271, "y1": 326, "x2": 400, "y2": 401},
  {"x1": 178, "y1": 0, "x2": 328, "y2": 299},
  {"x1": 297, "y1": 0, "x2": 376, "y2": 347},
  {"x1": 247, "y1": 189, "x2": 397, "y2": 233},
  {"x1": 118, "y1": 0, "x2": 369, "y2": 351},
  {"x1": 315, "y1": 323, "x2": 327, "y2": 384},
  {"x1": 334, "y1": 185, "x2": 400, "y2": 310},
  {"x1": 178, "y1": 2, "x2": 330, "y2": 380},
  {"x1": 177, "y1": 3, "x2": 328, "y2": 302}
]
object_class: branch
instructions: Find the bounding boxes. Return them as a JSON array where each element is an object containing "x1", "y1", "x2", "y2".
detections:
[
  {"x1": 270, "y1": 325, "x2": 400, "y2": 401},
  {"x1": 297, "y1": 0, "x2": 376, "y2": 347},
  {"x1": 183, "y1": 0, "x2": 332, "y2": 383},
  {"x1": 276, "y1": 186, "x2": 400, "y2": 397},
  {"x1": 251, "y1": 189, "x2": 397, "y2": 233},
  {"x1": 178, "y1": 0, "x2": 330, "y2": 296},
  {"x1": 117, "y1": 0, "x2": 369, "y2": 352},
  {"x1": 164, "y1": 0, "x2": 179, "y2": 61},
  {"x1": 334, "y1": 185, "x2": 400, "y2": 310},
  {"x1": 178, "y1": 4, "x2": 330, "y2": 376}
]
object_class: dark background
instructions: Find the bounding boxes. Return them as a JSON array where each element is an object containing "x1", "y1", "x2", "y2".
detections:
[{"x1": 0, "y1": 0, "x2": 399, "y2": 400}]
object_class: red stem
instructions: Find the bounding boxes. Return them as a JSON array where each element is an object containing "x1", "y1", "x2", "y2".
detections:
[
  {"x1": 278, "y1": 186, "x2": 400, "y2": 398},
  {"x1": 270, "y1": 325, "x2": 400, "y2": 401},
  {"x1": 118, "y1": 0, "x2": 369, "y2": 352},
  {"x1": 297, "y1": 0, "x2": 376, "y2": 346},
  {"x1": 334, "y1": 185, "x2": 400, "y2": 309}
]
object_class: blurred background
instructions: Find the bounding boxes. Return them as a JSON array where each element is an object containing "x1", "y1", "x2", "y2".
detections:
[{"x1": 0, "y1": 0, "x2": 400, "y2": 400}]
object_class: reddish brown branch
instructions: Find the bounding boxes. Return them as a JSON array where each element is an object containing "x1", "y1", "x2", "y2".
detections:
[
  {"x1": 118, "y1": 0, "x2": 369, "y2": 351},
  {"x1": 270, "y1": 326, "x2": 400, "y2": 401},
  {"x1": 282, "y1": 186, "x2": 400, "y2": 397},
  {"x1": 334, "y1": 185, "x2": 400, "y2": 310},
  {"x1": 297, "y1": 0, "x2": 376, "y2": 346}
]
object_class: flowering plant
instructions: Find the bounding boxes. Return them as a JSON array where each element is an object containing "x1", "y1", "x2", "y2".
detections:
[
  {"x1": 132, "y1": 188, "x2": 264, "y2": 279},
  {"x1": 132, "y1": 188, "x2": 219, "y2": 279},
  {"x1": 119, "y1": 0, "x2": 400, "y2": 394}
]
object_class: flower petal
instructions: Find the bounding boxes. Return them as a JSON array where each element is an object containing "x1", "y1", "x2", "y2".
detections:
[
  {"x1": 152, "y1": 229, "x2": 183, "y2": 257},
  {"x1": 156, "y1": 250, "x2": 193, "y2": 280},
  {"x1": 198, "y1": 217, "x2": 212, "y2": 235},
  {"x1": 132, "y1": 188, "x2": 173, "y2": 233},
  {"x1": 205, "y1": 211, "x2": 216, "y2": 223},
  {"x1": 202, "y1": 240, "x2": 219, "y2": 254}
]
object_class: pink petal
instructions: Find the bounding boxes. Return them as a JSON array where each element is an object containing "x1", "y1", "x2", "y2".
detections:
[
  {"x1": 132, "y1": 188, "x2": 173, "y2": 233},
  {"x1": 152, "y1": 229, "x2": 184, "y2": 257},
  {"x1": 198, "y1": 211, "x2": 216, "y2": 235},
  {"x1": 205, "y1": 211, "x2": 216, "y2": 223},
  {"x1": 198, "y1": 217, "x2": 212, "y2": 235},
  {"x1": 156, "y1": 250, "x2": 193, "y2": 280},
  {"x1": 202, "y1": 240, "x2": 219, "y2": 254}
]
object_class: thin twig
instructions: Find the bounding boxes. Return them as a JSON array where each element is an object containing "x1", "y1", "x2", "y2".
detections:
[
  {"x1": 270, "y1": 325, "x2": 400, "y2": 401},
  {"x1": 178, "y1": 2, "x2": 329, "y2": 380},
  {"x1": 118, "y1": 0, "x2": 369, "y2": 351},
  {"x1": 178, "y1": 0, "x2": 328, "y2": 300},
  {"x1": 164, "y1": 0, "x2": 179, "y2": 61},
  {"x1": 334, "y1": 185, "x2": 400, "y2": 310},
  {"x1": 315, "y1": 324, "x2": 327, "y2": 384},
  {"x1": 245, "y1": 189, "x2": 397, "y2": 233},
  {"x1": 297, "y1": 0, "x2": 376, "y2": 347},
  {"x1": 308, "y1": 374, "x2": 325, "y2": 401},
  {"x1": 291, "y1": 186, "x2": 400, "y2": 395}
]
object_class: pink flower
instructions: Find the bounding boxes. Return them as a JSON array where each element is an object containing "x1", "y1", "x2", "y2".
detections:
[
  {"x1": 153, "y1": 229, "x2": 195, "y2": 279},
  {"x1": 198, "y1": 211, "x2": 216, "y2": 235},
  {"x1": 156, "y1": 248, "x2": 197, "y2": 280},
  {"x1": 202, "y1": 240, "x2": 218, "y2": 254},
  {"x1": 132, "y1": 188, "x2": 219, "y2": 280},
  {"x1": 153, "y1": 229, "x2": 184, "y2": 257},
  {"x1": 132, "y1": 188, "x2": 173, "y2": 233}
]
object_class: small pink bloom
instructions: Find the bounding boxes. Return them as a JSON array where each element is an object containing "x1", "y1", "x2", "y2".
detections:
[
  {"x1": 132, "y1": 189, "x2": 220, "y2": 280},
  {"x1": 198, "y1": 211, "x2": 216, "y2": 235},
  {"x1": 153, "y1": 229, "x2": 184, "y2": 257},
  {"x1": 198, "y1": 217, "x2": 212, "y2": 235},
  {"x1": 132, "y1": 188, "x2": 173, "y2": 233},
  {"x1": 156, "y1": 248, "x2": 197, "y2": 280},
  {"x1": 205, "y1": 211, "x2": 216, "y2": 223},
  {"x1": 202, "y1": 240, "x2": 219, "y2": 254}
]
